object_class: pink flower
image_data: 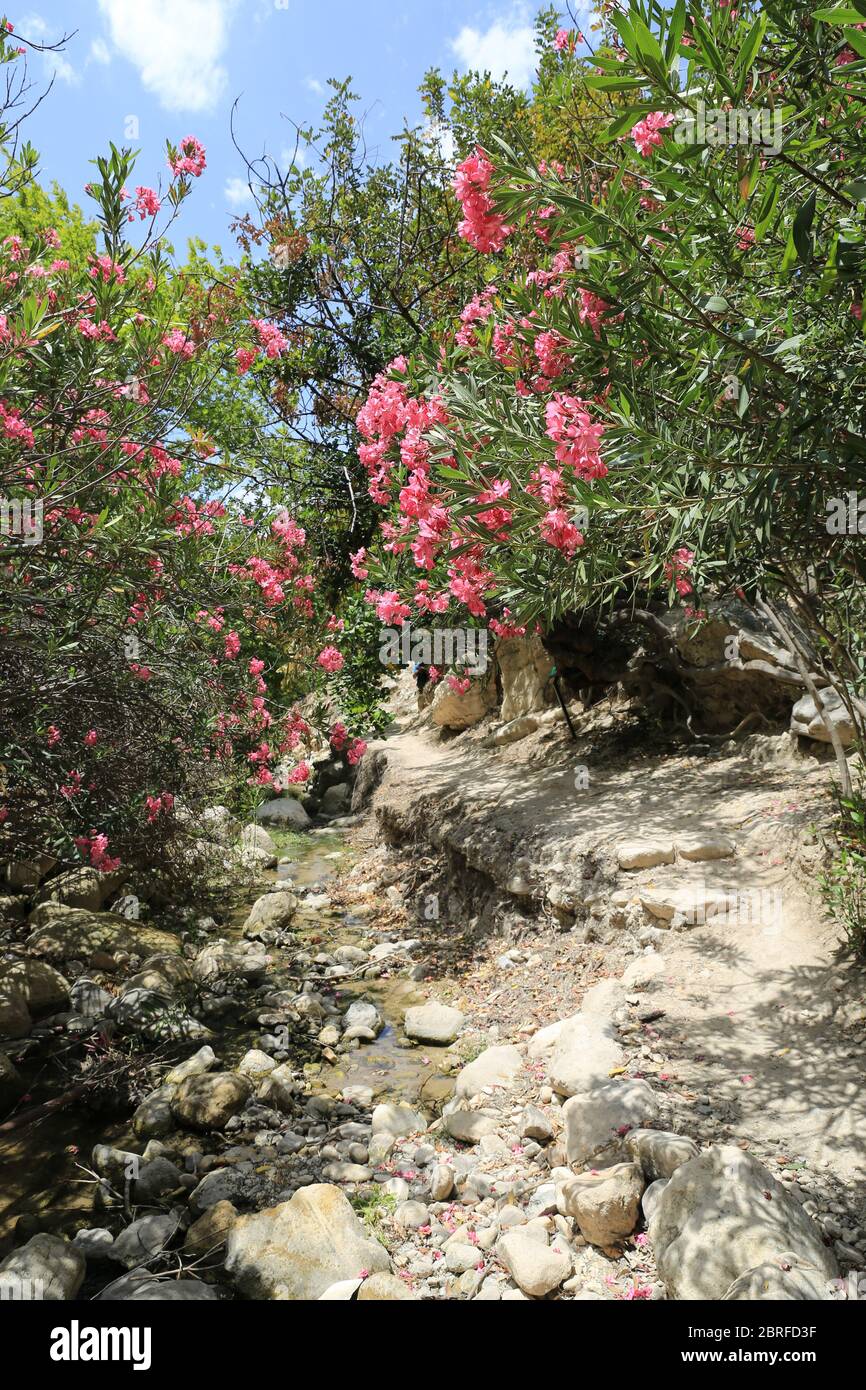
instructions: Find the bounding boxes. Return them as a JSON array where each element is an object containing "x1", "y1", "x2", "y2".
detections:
[
  {"x1": 630, "y1": 111, "x2": 675, "y2": 157},
  {"x1": 317, "y1": 645, "x2": 344, "y2": 673},
  {"x1": 248, "y1": 657, "x2": 265, "y2": 676},
  {"x1": 346, "y1": 737, "x2": 367, "y2": 765},
  {"x1": 447, "y1": 675, "x2": 471, "y2": 695},
  {"x1": 223, "y1": 631, "x2": 241, "y2": 659},
  {"x1": 453, "y1": 149, "x2": 511, "y2": 254},
  {"x1": 162, "y1": 329, "x2": 195, "y2": 358},
  {"x1": 134, "y1": 186, "x2": 161, "y2": 218},
  {"x1": 350, "y1": 547, "x2": 368, "y2": 580},
  {"x1": 83, "y1": 729, "x2": 99, "y2": 747},
  {"x1": 554, "y1": 27, "x2": 570, "y2": 51},
  {"x1": 47, "y1": 724, "x2": 61, "y2": 746},
  {"x1": 251, "y1": 318, "x2": 289, "y2": 358},
  {"x1": 236, "y1": 347, "x2": 257, "y2": 375},
  {"x1": 169, "y1": 135, "x2": 207, "y2": 179}
]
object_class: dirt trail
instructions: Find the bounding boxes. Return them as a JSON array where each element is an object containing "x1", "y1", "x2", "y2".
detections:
[{"x1": 364, "y1": 688, "x2": 866, "y2": 1197}]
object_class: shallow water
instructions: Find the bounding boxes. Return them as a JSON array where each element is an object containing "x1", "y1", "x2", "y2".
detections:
[{"x1": 0, "y1": 826, "x2": 451, "y2": 1247}]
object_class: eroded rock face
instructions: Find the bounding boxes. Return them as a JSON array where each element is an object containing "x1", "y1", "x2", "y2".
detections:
[
  {"x1": 224, "y1": 1184, "x2": 389, "y2": 1299},
  {"x1": 496, "y1": 634, "x2": 555, "y2": 723},
  {"x1": 170, "y1": 1072, "x2": 251, "y2": 1131},
  {"x1": 649, "y1": 1145, "x2": 838, "y2": 1300}
]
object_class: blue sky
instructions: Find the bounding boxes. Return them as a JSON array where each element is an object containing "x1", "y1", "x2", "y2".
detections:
[{"x1": 13, "y1": 0, "x2": 570, "y2": 254}]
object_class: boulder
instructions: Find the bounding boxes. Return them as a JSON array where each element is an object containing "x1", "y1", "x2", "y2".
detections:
[
  {"x1": 237, "y1": 1048, "x2": 276, "y2": 1081},
  {"x1": 356, "y1": 1271, "x2": 416, "y2": 1300},
  {"x1": 403, "y1": 1000, "x2": 464, "y2": 1045},
  {"x1": 0, "y1": 1051, "x2": 25, "y2": 1108},
  {"x1": 343, "y1": 998, "x2": 382, "y2": 1035},
  {"x1": 371, "y1": 1102, "x2": 425, "y2": 1138},
  {"x1": 171, "y1": 1072, "x2": 252, "y2": 1131},
  {"x1": 165, "y1": 1045, "x2": 216, "y2": 1085},
  {"x1": 26, "y1": 909, "x2": 179, "y2": 964},
  {"x1": 497, "y1": 1226, "x2": 571, "y2": 1297},
  {"x1": 429, "y1": 668, "x2": 498, "y2": 731},
  {"x1": 201, "y1": 805, "x2": 240, "y2": 843},
  {"x1": 558, "y1": 1162, "x2": 645, "y2": 1248},
  {"x1": 455, "y1": 1044, "x2": 523, "y2": 1099},
  {"x1": 239, "y1": 823, "x2": 278, "y2": 866},
  {"x1": 114, "y1": 1278, "x2": 221, "y2": 1301},
  {"x1": 184, "y1": 1201, "x2": 239, "y2": 1259},
  {"x1": 562, "y1": 1079, "x2": 658, "y2": 1167},
  {"x1": 255, "y1": 797, "x2": 311, "y2": 829},
  {"x1": 624, "y1": 1128, "x2": 700, "y2": 1182},
  {"x1": 70, "y1": 977, "x2": 114, "y2": 1019},
  {"x1": 351, "y1": 749, "x2": 387, "y2": 812},
  {"x1": 243, "y1": 890, "x2": 298, "y2": 937},
  {"x1": 791, "y1": 687, "x2": 865, "y2": 748},
  {"x1": 132, "y1": 1086, "x2": 176, "y2": 1140},
  {"x1": 547, "y1": 1013, "x2": 623, "y2": 1098},
  {"x1": 34, "y1": 866, "x2": 124, "y2": 912},
  {"x1": 191, "y1": 941, "x2": 269, "y2": 986},
  {"x1": 649, "y1": 1145, "x2": 838, "y2": 1300},
  {"x1": 443, "y1": 1107, "x2": 498, "y2": 1143},
  {"x1": 224, "y1": 1183, "x2": 389, "y2": 1299},
  {"x1": 0, "y1": 1233, "x2": 85, "y2": 1300},
  {"x1": 0, "y1": 958, "x2": 70, "y2": 1013},
  {"x1": 320, "y1": 783, "x2": 350, "y2": 815},
  {"x1": 108, "y1": 1214, "x2": 182, "y2": 1269}
]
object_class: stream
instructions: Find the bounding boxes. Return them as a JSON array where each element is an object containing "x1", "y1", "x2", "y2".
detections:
[{"x1": 0, "y1": 824, "x2": 451, "y2": 1250}]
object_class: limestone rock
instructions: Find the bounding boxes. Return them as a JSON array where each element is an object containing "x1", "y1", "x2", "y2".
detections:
[
  {"x1": 558, "y1": 1162, "x2": 645, "y2": 1248},
  {"x1": 616, "y1": 838, "x2": 676, "y2": 871},
  {"x1": 455, "y1": 1044, "x2": 522, "y2": 1099},
  {"x1": 403, "y1": 1000, "x2": 464, "y2": 1045},
  {"x1": 243, "y1": 890, "x2": 298, "y2": 937},
  {"x1": 649, "y1": 1145, "x2": 838, "y2": 1300},
  {"x1": 224, "y1": 1183, "x2": 389, "y2": 1299},
  {"x1": 357, "y1": 1271, "x2": 416, "y2": 1300},
  {"x1": 171, "y1": 1072, "x2": 251, "y2": 1131},
  {"x1": 624, "y1": 1128, "x2": 700, "y2": 1182},
  {"x1": 791, "y1": 687, "x2": 865, "y2": 748},
  {"x1": 547, "y1": 1013, "x2": 623, "y2": 1098},
  {"x1": 723, "y1": 1257, "x2": 837, "y2": 1301},
  {"x1": 255, "y1": 797, "x2": 311, "y2": 829},
  {"x1": 562, "y1": 1079, "x2": 658, "y2": 1166},
  {"x1": 497, "y1": 1227, "x2": 571, "y2": 1297},
  {"x1": 371, "y1": 1102, "x2": 425, "y2": 1138},
  {"x1": 0, "y1": 1233, "x2": 85, "y2": 1300}
]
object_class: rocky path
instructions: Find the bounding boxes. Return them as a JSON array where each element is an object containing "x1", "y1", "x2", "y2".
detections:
[{"x1": 2, "y1": 690, "x2": 865, "y2": 1302}]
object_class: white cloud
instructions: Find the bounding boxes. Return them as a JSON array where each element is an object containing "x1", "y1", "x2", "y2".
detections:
[
  {"x1": 305, "y1": 76, "x2": 325, "y2": 95},
  {"x1": 89, "y1": 37, "x2": 111, "y2": 64},
  {"x1": 450, "y1": 8, "x2": 537, "y2": 89},
  {"x1": 224, "y1": 175, "x2": 252, "y2": 207},
  {"x1": 97, "y1": 0, "x2": 236, "y2": 112},
  {"x1": 279, "y1": 144, "x2": 306, "y2": 168}
]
